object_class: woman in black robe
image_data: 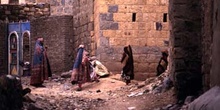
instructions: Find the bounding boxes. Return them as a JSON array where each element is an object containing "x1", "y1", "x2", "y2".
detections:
[{"x1": 121, "y1": 45, "x2": 134, "y2": 85}]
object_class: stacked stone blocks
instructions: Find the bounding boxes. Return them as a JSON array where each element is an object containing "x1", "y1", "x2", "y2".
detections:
[
  {"x1": 94, "y1": 0, "x2": 169, "y2": 78},
  {"x1": 0, "y1": 3, "x2": 50, "y2": 21},
  {"x1": 169, "y1": 0, "x2": 203, "y2": 100},
  {"x1": 25, "y1": 0, "x2": 73, "y2": 15},
  {"x1": 72, "y1": 0, "x2": 94, "y2": 55}
]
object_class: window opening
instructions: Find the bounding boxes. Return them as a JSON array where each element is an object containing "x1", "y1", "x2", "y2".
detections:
[
  {"x1": 163, "y1": 13, "x2": 167, "y2": 22},
  {"x1": 132, "y1": 13, "x2": 136, "y2": 22}
]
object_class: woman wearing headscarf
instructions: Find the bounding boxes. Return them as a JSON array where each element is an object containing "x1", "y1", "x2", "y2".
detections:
[
  {"x1": 121, "y1": 45, "x2": 134, "y2": 85},
  {"x1": 156, "y1": 50, "x2": 168, "y2": 76},
  {"x1": 71, "y1": 45, "x2": 91, "y2": 91},
  {"x1": 30, "y1": 38, "x2": 51, "y2": 87}
]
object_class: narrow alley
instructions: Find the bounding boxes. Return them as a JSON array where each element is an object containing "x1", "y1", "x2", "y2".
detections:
[{"x1": 1, "y1": 0, "x2": 220, "y2": 110}]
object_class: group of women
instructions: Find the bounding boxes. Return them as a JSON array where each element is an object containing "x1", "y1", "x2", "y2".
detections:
[{"x1": 30, "y1": 37, "x2": 135, "y2": 90}]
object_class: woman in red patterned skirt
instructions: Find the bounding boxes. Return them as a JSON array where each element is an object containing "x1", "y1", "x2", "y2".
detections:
[
  {"x1": 30, "y1": 38, "x2": 51, "y2": 87},
  {"x1": 71, "y1": 45, "x2": 91, "y2": 91}
]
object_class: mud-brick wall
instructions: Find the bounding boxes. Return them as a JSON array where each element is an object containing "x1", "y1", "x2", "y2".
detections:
[
  {"x1": 72, "y1": 0, "x2": 94, "y2": 56},
  {"x1": 201, "y1": 0, "x2": 213, "y2": 91},
  {"x1": 25, "y1": 0, "x2": 73, "y2": 15},
  {"x1": 30, "y1": 16, "x2": 74, "y2": 74},
  {"x1": 169, "y1": 0, "x2": 203, "y2": 100},
  {"x1": 46, "y1": 0, "x2": 73, "y2": 16},
  {"x1": 0, "y1": 3, "x2": 50, "y2": 22},
  {"x1": 0, "y1": 21, "x2": 8, "y2": 75},
  {"x1": 94, "y1": 0, "x2": 169, "y2": 80}
]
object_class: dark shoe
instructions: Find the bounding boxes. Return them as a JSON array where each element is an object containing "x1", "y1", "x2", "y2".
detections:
[
  {"x1": 76, "y1": 87, "x2": 82, "y2": 91},
  {"x1": 71, "y1": 81, "x2": 77, "y2": 85},
  {"x1": 126, "y1": 80, "x2": 131, "y2": 85},
  {"x1": 22, "y1": 88, "x2": 31, "y2": 96},
  {"x1": 95, "y1": 79, "x2": 100, "y2": 83}
]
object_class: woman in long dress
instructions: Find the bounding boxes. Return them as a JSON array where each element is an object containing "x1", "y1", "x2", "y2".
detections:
[
  {"x1": 71, "y1": 45, "x2": 91, "y2": 91},
  {"x1": 121, "y1": 45, "x2": 134, "y2": 85},
  {"x1": 30, "y1": 38, "x2": 51, "y2": 87}
]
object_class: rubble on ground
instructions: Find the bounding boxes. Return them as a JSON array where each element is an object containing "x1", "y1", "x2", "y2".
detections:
[
  {"x1": 23, "y1": 94, "x2": 105, "y2": 110},
  {"x1": 21, "y1": 73, "x2": 109, "y2": 110},
  {"x1": 126, "y1": 71, "x2": 174, "y2": 98},
  {"x1": 60, "y1": 70, "x2": 72, "y2": 78},
  {"x1": 20, "y1": 71, "x2": 175, "y2": 110}
]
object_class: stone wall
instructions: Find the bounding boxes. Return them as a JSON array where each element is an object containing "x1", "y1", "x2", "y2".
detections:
[
  {"x1": 0, "y1": 21, "x2": 8, "y2": 75},
  {"x1": 25, "y1": 0, "x2": 73, "y2": 15},
  {"x1": 0, "y1": 3, "x2": 50, "y2": 22},
  {"x1": 211, "y1": 0, "x2": 220, "y2": 87},
  {"x1": 201, "y1": 0, "x2": 213, "y2": 91},
  {"x1": 72, "y1": 0, "x2": 94, "y2": 56},
  {"x1": 30, "y1": 16, "x2": 74, "y2": 74},
  {"x1": 94, "y1": 0, "x2": 169, "y2": 79},
  {"x1": 169, "y1": 0, "x2": 203, "y2": 100}
]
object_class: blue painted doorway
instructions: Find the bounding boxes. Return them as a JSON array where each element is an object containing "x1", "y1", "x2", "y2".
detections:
[{"x1": 8, "y1": 21, "x2": 31, "y2": 76}]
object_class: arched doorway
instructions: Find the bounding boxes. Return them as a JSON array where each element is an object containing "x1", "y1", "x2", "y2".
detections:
[
  {"x1": 7, "y1": 21, "x2": 30, "y2": 76},
  {"x1": 21, "y1": 31, "x2": 31, "y2": 76},
  {"x1": 8, "y1": 31, "x2": 19, "y2": 75}
]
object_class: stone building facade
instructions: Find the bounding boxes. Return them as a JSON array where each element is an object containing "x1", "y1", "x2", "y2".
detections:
[
  {"x1": 1, "y1": 0, "x2": 220, "y2": 105},
  {"x1": 0, "y1": 0, "x2": 169, "y2": 79},
  {"x1": 94, "y1": 0, "x2": 169, "y2": 79},
  {"x1": 28, "y1": 0, "x2": 169, "y2": 79}
]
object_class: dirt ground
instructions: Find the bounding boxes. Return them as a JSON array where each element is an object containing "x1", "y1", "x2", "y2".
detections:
[{"x1": 21, "y1": 73, "x2": 176, "y2": 110}]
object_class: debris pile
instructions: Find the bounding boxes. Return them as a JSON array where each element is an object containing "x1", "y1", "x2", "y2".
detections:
[
  {"x1": 0, "y1": 75, "x2": 31, "y2": 110},
  {"x1": 126, "y1": 71, "x2": 174, "y2": 98},
  {"x1": 23, "y1": 94, "x2": 105, "y2": 110},
  {"x1": 19, "y1": 70, "x2": 175, "y2": 110}
]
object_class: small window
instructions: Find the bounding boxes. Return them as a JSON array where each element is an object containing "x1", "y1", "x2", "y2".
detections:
[
  {"x1": 132, "y1": 13, "x2": 136, "y2": 22},
  {"x1": 163, "y1": 13, "x2": 167, "y2": 22}
]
